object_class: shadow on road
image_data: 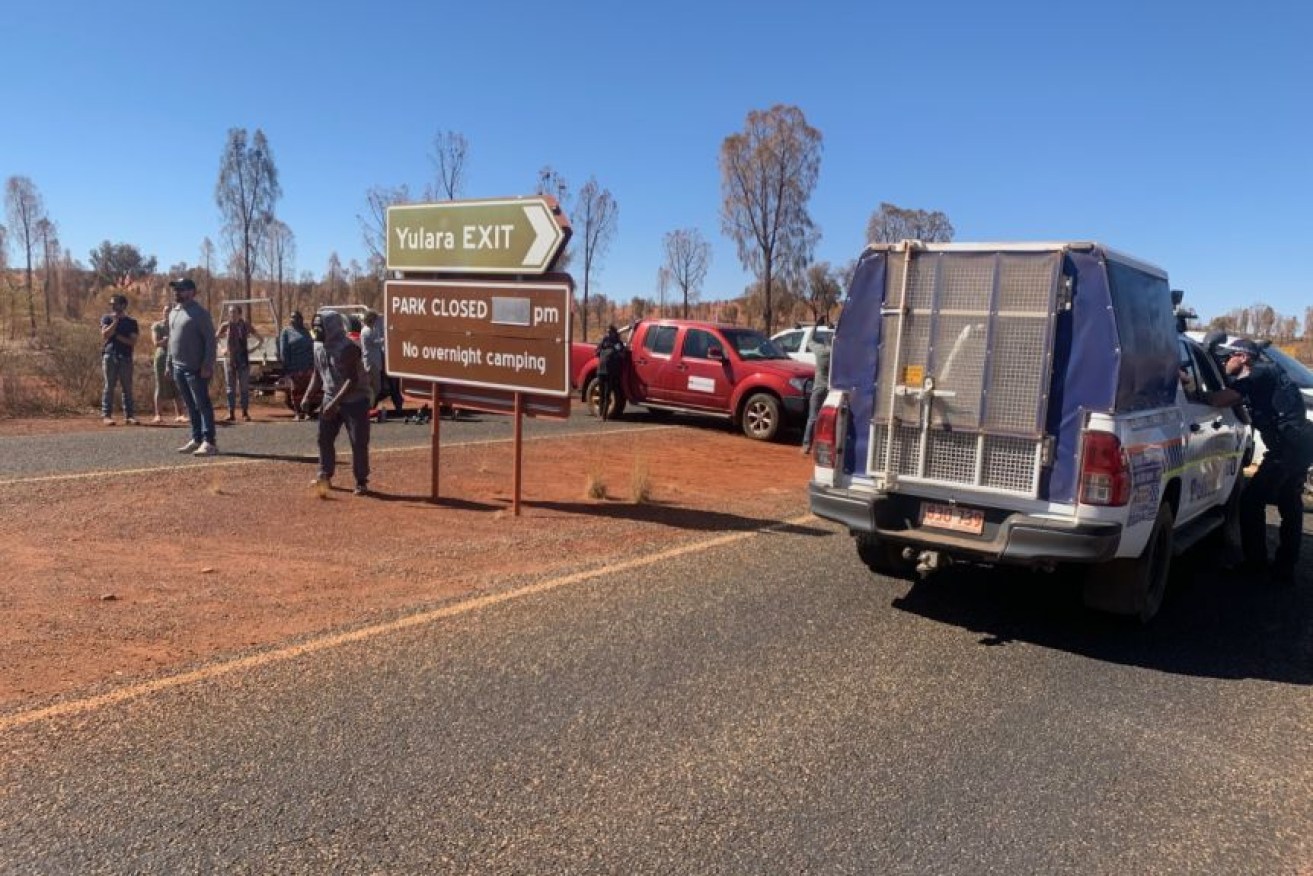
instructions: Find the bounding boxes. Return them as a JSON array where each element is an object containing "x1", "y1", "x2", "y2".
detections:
[
  {"x1": 221, "y1": 451, "x2": 318, "y2": 464},
  {"x1": 526, "y1": 499, "x2": 829, "y2": 535},
  {"x1": 889, "y1": 529, "x2": 1312, "y2": 685}
]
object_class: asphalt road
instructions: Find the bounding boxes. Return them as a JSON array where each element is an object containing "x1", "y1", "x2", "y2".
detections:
[
  {"x1": 1, "y1": 505, "x2": 1310, "y2": 873},
  {"x1": 0, "y1": 405, "x2": 678, "y2": 482}
]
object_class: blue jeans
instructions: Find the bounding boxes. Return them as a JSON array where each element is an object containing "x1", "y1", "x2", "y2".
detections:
[
  {"x1": 224, "y1": 360, "x2": 251, "y2": 414},
  {"x1": 172, "y1": 365, "x2": 216, "y2": 444},
  {"x1": 101, "y1": 354, "x2": 135, "y2": 419},
  {"x1": 317, "y1": 397, "x2": 371, "y2": 486},
  {"x1": 801, "y1": 384, "x2": 826, "y2": 448}
]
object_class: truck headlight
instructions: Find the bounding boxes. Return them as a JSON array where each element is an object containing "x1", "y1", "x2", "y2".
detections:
[{"x1": 789, "y1": 376, "x2": 811, "y2": 394}]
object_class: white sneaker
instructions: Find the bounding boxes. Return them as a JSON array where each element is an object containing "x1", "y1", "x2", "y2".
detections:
[
  {"x1": 193, "y1": 441, "x2": 218, "y2": 457},
  {"x1": 177, "y1": 439, "x2": 201, "y2": 453}
]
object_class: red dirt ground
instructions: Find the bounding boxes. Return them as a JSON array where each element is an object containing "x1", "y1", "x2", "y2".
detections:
[{"x1": 0, "y1": 408, "x2": 816, "y2": 712}]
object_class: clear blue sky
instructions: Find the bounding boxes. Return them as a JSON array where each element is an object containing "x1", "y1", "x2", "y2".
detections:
[{"x1": 4, "y1": 0, "x2": 1309, "y2": 326}]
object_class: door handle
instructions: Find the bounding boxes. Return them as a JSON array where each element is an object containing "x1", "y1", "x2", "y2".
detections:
[{"x1": 1189, "y1": 422, "x2": 1203, "y2": 433}]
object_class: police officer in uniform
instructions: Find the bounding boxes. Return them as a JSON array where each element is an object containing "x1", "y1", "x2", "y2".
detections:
[{"x1": 1209, "y1": 338, "x2": 1313, "y2": 586}]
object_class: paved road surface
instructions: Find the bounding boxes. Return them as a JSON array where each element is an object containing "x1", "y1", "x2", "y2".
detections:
[{"x1": 1, "y1": 511, "x2": 1309, "y2": 873}]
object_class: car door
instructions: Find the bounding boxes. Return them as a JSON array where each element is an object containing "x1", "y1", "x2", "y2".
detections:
[
  {"x1": 1177, "y1": 338, "x2": 1242, "y2": 523},
  {"x1": 630, "y1": 324, "x2": 678, "y2": 404},
  {"x1": 669, "y1": 327, "x2": 734, "y2": 410}
]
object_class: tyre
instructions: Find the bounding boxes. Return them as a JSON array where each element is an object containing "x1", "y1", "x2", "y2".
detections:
[
  {"x1": 741, "y1": 392, "x2": 781, "y2": 441},
  {"x1": 1083, "y1": 503, "x2": 1174, "y2": 623},
  {"x1": 855, "y1": 533, "x2": 916, "y2": 579},
  {"x1": 584, "y1": 377, "x2": 625, "y2": 419}
]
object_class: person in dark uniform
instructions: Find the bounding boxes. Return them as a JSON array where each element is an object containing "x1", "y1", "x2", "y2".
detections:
[
  {"x1": 1208, "y1": 338, "x2": 1313, "y2": 586},
  {"x1": 594, "y1": 325, "x2": 625, "y2": 421}
]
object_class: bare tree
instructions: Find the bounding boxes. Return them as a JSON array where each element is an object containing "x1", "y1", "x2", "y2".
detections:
[
  {"x1": 36, "y1": 218, "x2": 58, "y2": 325},
  {"x1": 536, "y1": 166, "x2": 573, "y2": 273},
  {"x1": 662, "y1": 228, "x2": 711, "y2": 319},
  {"x1": 324, "y1": 252, "x2": 346, "y2": 301},
  {"x1": 199, "y1": 237, "x2": 217, "y2": 312},
  {"x1": 801, "y1": 261, "x2": 842, "y2": 324},
  {"x1": 426, "y1": 130, "x2": 469, "y2": 201},
  {"x1": 215, "y1": 128, "x2": 282, "y2": 299},
  {"x1": 574, "y1": 177, "x2": 618, "y2": 340},
  {"x1": 358, "y1": 184, "x2": 410, "y2": 279},
  {"x1": 656, "y1": 265, "x2": 671, "y2": 316},
  {"x1": 719, "y1": 104, "x2": 822, "y2": 333},
  {"x1": 866, "y1": 202, "x2": 955, "y2": 244},
  {"x1": 265, "y1": 219, "x2": 296, "y2": 318},
  {"x1": 5, "y1": 176, "x2": 48, "y2": 337}
]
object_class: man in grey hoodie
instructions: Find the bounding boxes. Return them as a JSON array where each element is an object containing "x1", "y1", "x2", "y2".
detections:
[
  {"x1": 302, "y1": 310, "x2": 372, "y2": 495},
  {"x1": 166, "y1": 278, "x2": 219, "y2": 456}
]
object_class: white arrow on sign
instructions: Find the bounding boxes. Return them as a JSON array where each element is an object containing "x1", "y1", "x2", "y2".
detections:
[{"x1": 522, "y1": 203, "x2": 558, "y2": 268}]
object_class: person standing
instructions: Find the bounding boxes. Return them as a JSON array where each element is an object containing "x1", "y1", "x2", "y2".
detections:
[
  {"x1": 800, "y1": 335, "x2": 831, "y2": 455},
  {"x1": 1209, "y1": 338, "x2": 1313, "y2": 586},
  {"x1": 594, "y1": 325, "x2": 625, "y2": 421},
  {"x1": 301, "y1": 310, "x2": 372, "y2": 495},
  {"x1": 99, "y1": 293, "x2": 140, "y2": 425},
  {"x1": 277, "y1": 310, "x2": 314, "y2": 419},
  {"x1": 150, "y1": 302, "x2": 185, "y2": 423},
  {"x1": 166, "y1": 278, "x2": 219, "y2": 456},
  {"x1": 216, "y1": 304, "x2": 262, "y2": 422},
  {"x1": 360, "y1": 310, "x2": 404, "y2": 417}
]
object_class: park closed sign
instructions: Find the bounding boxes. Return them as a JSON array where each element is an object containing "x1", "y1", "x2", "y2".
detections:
[
  {"x1": 384, "y1": 278, "x2": 572, "y2": 396},
  {"x1": 386, "y1": 197, "x2": 567, "y2": 274}
]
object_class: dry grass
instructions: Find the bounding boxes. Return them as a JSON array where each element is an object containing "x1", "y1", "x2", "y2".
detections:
[
  {"x1": 629, "y1": 457, "x2": 652, "y2": 504},
  {"x1": 584, "y1": 467, "x2": 607, "y2": 500}
]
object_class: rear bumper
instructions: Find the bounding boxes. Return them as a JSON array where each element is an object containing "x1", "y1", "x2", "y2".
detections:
[{"x1": 808, "y1": 483, "x2": 1121, "y2": 565}]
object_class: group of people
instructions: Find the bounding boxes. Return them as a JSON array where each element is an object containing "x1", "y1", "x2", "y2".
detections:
[{"x1": 99, "y1": 280, "x2": 392, "y2": 496}]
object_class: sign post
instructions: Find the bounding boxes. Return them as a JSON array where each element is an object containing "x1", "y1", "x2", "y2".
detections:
[{"x1": 384, "y1": 274, "x2": 573, "y2": 513}]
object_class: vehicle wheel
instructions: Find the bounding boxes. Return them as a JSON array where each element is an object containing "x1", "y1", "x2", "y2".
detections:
[
  {"x1": 1082, "y1": 503, "x2": 1174, "y2": 623},
  {"x1": 855, "y1": 533, "x2": 916, "y2": 579},
  {"x1": 584, "y1": 377, "x2": 624, "y2": 419},
  {"x1": 741, "y1": 392, "x2": 781, "y2": 441}
]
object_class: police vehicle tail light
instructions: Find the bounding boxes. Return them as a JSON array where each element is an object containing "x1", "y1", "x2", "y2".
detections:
[
  {"x1": 813, "y1": 406, "x2": 838, "y2": 468},
  {"x1": 1078, "y1": 431, "x2": 1130, "y2": 507}
]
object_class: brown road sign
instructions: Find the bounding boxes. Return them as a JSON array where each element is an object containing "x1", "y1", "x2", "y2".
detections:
[
  {"x1": 386, "y1": 196, "x2": 570, "y2": 274},
  {"x1": 385, "y1": 278, "x2": 573, "y2": 396}
]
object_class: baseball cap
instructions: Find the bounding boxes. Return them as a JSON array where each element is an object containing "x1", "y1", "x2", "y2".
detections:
[{"x1": 168, "y1": 277, "x2": 197, "y2": 292}]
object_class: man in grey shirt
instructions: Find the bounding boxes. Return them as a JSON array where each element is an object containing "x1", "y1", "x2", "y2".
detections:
[{"x1": 166, "y1": 278, "x2": 219, "y2": 456}]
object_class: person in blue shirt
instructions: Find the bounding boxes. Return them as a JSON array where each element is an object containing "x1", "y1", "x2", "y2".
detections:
[
  {"x1": 277, "y1": 311, "x2": 314, "y2": 419},
  {"x1": 1208, "y1": 338, "x2": 1313, "y2": 586},
  {"x1": 99, "y1": 293, "x2": 140, "y2": 425}
]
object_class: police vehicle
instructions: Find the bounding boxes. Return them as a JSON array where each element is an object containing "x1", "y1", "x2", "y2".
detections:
[{"x1": 807, "y1": 242, "x2": 1249, "y2": 622}]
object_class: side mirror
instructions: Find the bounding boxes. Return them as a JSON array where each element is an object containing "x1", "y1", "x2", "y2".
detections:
[{"x1": 707, "y1": 345, "x2": 725, "y2": 360}]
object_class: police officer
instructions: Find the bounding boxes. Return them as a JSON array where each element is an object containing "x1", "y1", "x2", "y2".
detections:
[{"x1": 1209, "y1": 338, "x2": 1313, "y2": 586}]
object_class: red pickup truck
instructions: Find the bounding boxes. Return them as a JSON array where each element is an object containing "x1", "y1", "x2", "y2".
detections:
[{"x1": 570, "y1": 319, "x2": 815, "y2": 441}]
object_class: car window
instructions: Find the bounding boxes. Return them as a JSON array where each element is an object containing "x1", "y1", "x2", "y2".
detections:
[
  {"x1": 722, "y1": 328, "x2": 789, "y2": 361},
  {"x1": 774, "y1": 331, "x2": 801, "y2": 353},
  {"x1": 681, "y1": 329, "x2": 717, "y2": 360},
  {"x1": 1188, "y1": 344, "x2": 1225, "y2": 393},
  {"x1": 815, "y1": 327, "x2": 834, "y2": 345},
  {"x1": 644, "y1": 325, "x2": 677, "y2": 356},
  {"x1": 1262, "y1": 345, "x2": 1313, "y2": 389}
]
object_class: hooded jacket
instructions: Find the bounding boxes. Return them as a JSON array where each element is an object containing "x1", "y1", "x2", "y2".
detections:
[{"x1": 312, "y1": 311, "x2": 371, "y2": 406}]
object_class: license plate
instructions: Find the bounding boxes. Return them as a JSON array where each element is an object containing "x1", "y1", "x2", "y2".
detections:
[{"x1": 920, "y1": 501, "x2": 985, "y2": 535}]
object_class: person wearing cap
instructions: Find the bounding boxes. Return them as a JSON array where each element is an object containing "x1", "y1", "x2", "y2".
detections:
[
  {"x1": 165, "y1": 278, "x2": 220, "y2": 456},
  {"x1": 99, "y1": 293, "x2": 140, "y2": 425},
  {"x1": 277, "y1": 310, "x2": 314, "y2": 419},
  {"x1": 1206, "y1": 337, "x2": 1313, "y2": 586}
]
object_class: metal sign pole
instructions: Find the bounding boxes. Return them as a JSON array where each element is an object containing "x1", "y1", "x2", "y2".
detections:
[
  {"x1": 512, "y1": 392, "x2": 523, "y2": 517},
  {"x1": 430, "y1": 384, "x2": 442, "y2": 502}
]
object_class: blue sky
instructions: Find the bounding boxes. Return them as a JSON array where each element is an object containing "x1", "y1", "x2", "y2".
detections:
[{"x1": 4, "y1": 0, "x2": 1309, "y2": 326}]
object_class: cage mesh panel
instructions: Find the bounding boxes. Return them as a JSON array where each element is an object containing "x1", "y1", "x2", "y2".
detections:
[
  {"x1": 938, "y1": 254, "x2": 997, "y2": 311},
  {"x1": 997, "y1": 253, "x2": 1058, "y2": 312},
  {"x1": 907, "y1": 256, "x2": 937, "y2": 310},
  {"x1": 926, "y1": 430, "x2": 979, "y2": 482},
  {"x1": 982, "y1": 434, "x2": 1039, "y2": 493},
  {"x1": 929, "y1": 314, "x2": 988, "y2": 428},
  {"x1": 869, "y1": 250, "x2": 1058, "y2": 498},
  {"x1": 871, "y1": 423, "x2": 922, "y2": 476},
  {"x1": 981, "y1": 316, "x2": 1049, "y2": 435}
]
